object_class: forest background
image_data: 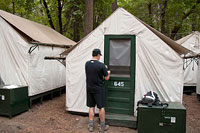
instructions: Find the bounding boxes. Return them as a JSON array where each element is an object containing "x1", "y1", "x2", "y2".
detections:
[{"x1": 0, "y1": 0, "x2": 199, "y2": 42}]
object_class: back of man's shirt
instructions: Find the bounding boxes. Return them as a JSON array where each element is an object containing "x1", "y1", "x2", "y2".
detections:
[{"x1": 85, "y1": 60, "x2": 108, "y2": 93}]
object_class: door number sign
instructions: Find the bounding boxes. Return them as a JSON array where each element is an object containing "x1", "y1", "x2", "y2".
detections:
[{"x1": 114, "y1": 81, "x2": 124, "y2": 87}]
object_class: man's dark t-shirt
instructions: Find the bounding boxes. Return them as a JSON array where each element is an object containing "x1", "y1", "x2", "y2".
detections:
[{"x1": 85, "y1": 60, "x2": 108, "y2": 93}]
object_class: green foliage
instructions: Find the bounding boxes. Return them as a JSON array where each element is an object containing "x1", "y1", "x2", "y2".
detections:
[
  {"x1": 118, "y1": 0, "x2": 200, "y2": 39},
  {"x1": 0, "y1": 0, "x2": 12, "y2": 12},
  {"x1": 94, "y1": 0, "x2": 113, "y2": 28},
  {"x1": 0, "y1": 0, "x2": 199, "y2": 41}
]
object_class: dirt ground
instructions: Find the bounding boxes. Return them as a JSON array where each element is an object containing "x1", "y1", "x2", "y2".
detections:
[{"x1": 0, "y1": 93, "x2": 199, "y2": 133}]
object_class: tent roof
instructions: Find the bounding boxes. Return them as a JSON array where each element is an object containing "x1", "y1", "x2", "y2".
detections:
[
  {"x1": 176, "y1": 31, "x2": 200, "y2": 58},
  {"x1": 0, "y1": 10, "x2": 76, "y2": 46},
  {"x1": 61, "y1": 8, "x2": 191, "y2": 56},
  {"x1": 176, "y1": 31, "x2": 200, "y2": 45}
]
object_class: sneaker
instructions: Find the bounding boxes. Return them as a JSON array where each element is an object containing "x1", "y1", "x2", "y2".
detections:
[
  {"x1": 99, "y1": 125, "x2": 109, "y2": 132},
  {"x1": 88, "y1": 125, "x2": 94, "y2": 132}
]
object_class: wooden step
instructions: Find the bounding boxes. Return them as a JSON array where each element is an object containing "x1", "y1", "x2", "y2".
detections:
[{"x1": 105, "y1": 113, "x2": 137, "y2": 128}]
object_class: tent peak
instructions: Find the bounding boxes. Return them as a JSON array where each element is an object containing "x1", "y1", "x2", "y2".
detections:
[{"x1": 61, "y1": 7, "x2": 191, "y2": 57}]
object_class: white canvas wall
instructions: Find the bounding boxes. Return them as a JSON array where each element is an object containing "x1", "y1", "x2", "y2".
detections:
[
  {"x1": 0, "y1": 17, "x2": 66, "y2": 96},
  {"x1": 28, "y1": 45, "x2": 66, "y2": 96},
  {"x1": 197, "y1": 58, "x2": 200, "y2": 94},
  {"x1": 0, "y1": 17, "x2": 29, "y2": 86},
  {"x1": 177, "y1": 32, "x2": 200, "y2": 86},
  {"x1": 66, "y1": 8, "x2": 183, "y2": 116},
  {"x1": 183, "y1": 58, "x2": 198, "y2": 86}
]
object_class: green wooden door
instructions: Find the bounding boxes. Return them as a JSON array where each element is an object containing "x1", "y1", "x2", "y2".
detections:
[{"x1": 104, "y1": 35, "x2": 136, "y2": 115}]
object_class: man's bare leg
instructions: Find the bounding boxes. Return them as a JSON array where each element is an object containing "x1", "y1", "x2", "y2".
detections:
[
  {"x1": 99, "y1": 107, "x2": 109, "y2": 132},
  {"x1": 99, "y1": 107, "x2": 105, "y2": 122},
  {"x1": 89, "y1": 107, "x2": 95, "y2": 121},
  {"x1": 88, "y1": 107, "x2": 95, "y2": 132}
]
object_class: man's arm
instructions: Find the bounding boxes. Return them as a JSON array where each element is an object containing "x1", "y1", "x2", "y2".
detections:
[
  {"x1": 103, "y1": 64, "x2": 111, "y2": 80},
  {"x1": 104, "y1": 70, "x2": 111, "y2": 80}
]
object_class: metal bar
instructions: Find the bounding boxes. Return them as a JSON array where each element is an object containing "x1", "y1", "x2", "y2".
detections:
[
  {"x1": 28, "y1": 44, "x2": 38, "y2": 54},
  {"x1": 44, "y1": 56, "x2": 66, "y2": 60},
  {"x1": 183, "y1": 54, "x2": 200, "y2": 59}
]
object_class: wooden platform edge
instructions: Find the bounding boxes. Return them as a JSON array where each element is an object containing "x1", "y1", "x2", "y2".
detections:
[
  {"x1": 105, "y1": 113, "x2": 137, "y2": 129},
  {"x1": 29, "y1": 86, "x2": 66, "y2": 108}
]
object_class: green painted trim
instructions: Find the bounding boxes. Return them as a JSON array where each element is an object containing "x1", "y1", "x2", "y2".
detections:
[{"x1": 104, "y1": 34, "x2": 136, "y2": 116}]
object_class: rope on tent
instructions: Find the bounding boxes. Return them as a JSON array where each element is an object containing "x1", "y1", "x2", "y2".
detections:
[
  {"x1": 184, "y1": 59, "x2": 192, "y2": 70},
  {"x1": 183, "y1": 57, "x2": 199, "y2": 70},
  {"x1": 192, "y1": 59, "x2": 194, "y2": 71}
]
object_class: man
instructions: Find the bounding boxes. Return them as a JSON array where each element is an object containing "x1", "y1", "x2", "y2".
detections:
[{"x1": 85, "y1": 48, "x2": 111, "y2": 132}]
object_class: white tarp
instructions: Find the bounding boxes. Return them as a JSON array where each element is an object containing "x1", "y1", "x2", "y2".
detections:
[
  {"x1": 176, "y1": 31, "x2": 200, "y2": 86},
  {"x1": 197, "y1": 58, "x2": 200, "y2": 94},
  {"x1": 0, "y1": 16, "x2": 71, "y2": 96},
  {"x1": 28, "y1": 45, "x2": 66, "y2": 96},
  {"x1": 66, "y1": 8, "x2": 184, "y2": 116},
  {"x1": 0, "y1": 17, "x2": 28, "y2": 86}
]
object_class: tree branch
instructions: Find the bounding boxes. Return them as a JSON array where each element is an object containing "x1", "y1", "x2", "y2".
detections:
[
  {"x1": 61, "y1": 0, "x2": 65, "y2": 8},
  {"x1": 42, "y1": 0, "x2": 55, "y2": 30},
  {"x1": 170, "y1": 0, "x2": 200, "y2": 39},
  {"x1": 147, "y1": 2, "x2": 153, "y2": 27},
  {"x1": 57, "y1": 0, "x2": 63, "y2": 34},
  {"x1": 160, "y1": 0, "x2": 167, "y2": 34},
  {"x1": 112, "y1": 0, "x2": 118, "y2": 12}
]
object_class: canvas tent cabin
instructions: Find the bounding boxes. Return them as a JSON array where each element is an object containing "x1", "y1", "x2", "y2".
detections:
[
  {"x1": 63, "y1": 8, "x2": 191, "y2": 127},
  {"x1": 176, "y1": 31, "x2": 200, "y2": 93},
  {"x1": 0, "y1": 10, "x2": 76, "y2": 98},
  {"x1": 197, "y1": 58, "x2": 200, "y2": 100}
]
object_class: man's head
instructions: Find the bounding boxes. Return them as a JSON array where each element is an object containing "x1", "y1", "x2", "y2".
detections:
[{"x1": 92, "y1": 49, "x2": 102, "y2": 60}]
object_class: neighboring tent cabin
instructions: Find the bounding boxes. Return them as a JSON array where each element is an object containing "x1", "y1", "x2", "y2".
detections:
[
  {"x1": 0, "y1": 10, "x2": 76, "y2": 96},
  {"x1": 176, "y1": 31, "x2": 200, "y2": 87},
  {"x1": 197, "y1": 58, "x2": 200, "y2": 100},
  {"x1": 63, "y1": 8, "x2": 191, "y2": 116}
]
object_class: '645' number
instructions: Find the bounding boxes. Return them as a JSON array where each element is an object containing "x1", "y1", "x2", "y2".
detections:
[{"x1": 113, "y1": 81, "x2": 124, "y2": 87}]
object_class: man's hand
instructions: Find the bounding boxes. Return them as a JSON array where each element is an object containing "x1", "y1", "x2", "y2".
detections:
[
  {"x1": 107, "y1": 70, "x2": 111, "y2": 75},
  {"x1": 105, "y1": 70, "x2": 111, "y2": 80}
]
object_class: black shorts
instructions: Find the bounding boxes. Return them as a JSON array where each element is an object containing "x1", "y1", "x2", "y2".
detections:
[{"x1": 87, "y1": 90, "x2": 106, "y2": 109}]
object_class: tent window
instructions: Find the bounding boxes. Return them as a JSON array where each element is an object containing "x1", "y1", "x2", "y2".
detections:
[{"x1": 109, "y1": 39, "x2": 131, "y2": 77}]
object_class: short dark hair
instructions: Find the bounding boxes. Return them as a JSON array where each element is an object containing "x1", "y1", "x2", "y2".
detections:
[{"x1": 92, "y1": 49, "x2": 102, "y2": 56}]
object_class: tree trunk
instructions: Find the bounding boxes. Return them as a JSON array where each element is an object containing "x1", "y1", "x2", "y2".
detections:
[
  {"x1": 73, "y1": 1, "x2": 81, "y2": 42},
  {"x1": 73, "y1": 20, "x2": 80, "y2": 42},
  {"x1": 170, "y1": 0, "x2": 200, "y2": 39},
  {"x1": 160, "y1": 0, "x2": 167, "y2": 34},
  {"x1": 192, "y1": 24, "x2": 195, "y2": 31},
  {"x1": 147, "y1": 2, "x2": 153, "y2": 27},
  {"x1": 112, "y1": 0, "x2": 118, "y2": 12},
  {"x1": 42, "y1": 0, "x2": 55, "y2": 30},
  {"x1": 12, "y1": 2, "x2": 15, "y2": 14},
  {"x1": 84, "y1": 0, "x2": 93, "y2": 36},
  {"x1": 155, "y1": 4, "x2": 161, "y2": 31},
  {"x1": 57, "y1": 0, "x2": 63, "y2": 34}
]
